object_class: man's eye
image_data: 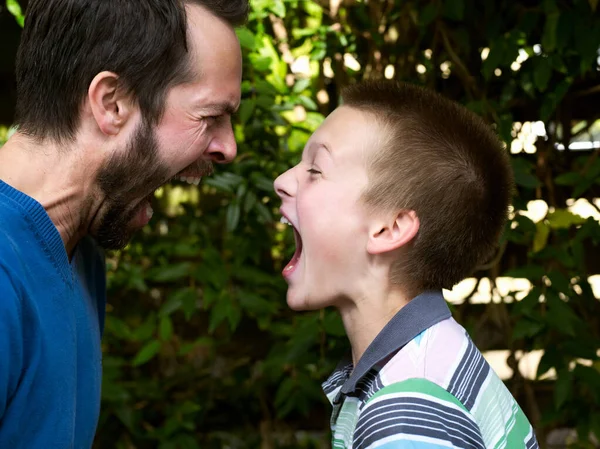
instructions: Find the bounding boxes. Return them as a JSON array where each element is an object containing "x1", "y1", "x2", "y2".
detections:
[{"x1": 204, "y1": 115, "x2": 220, "y2": 125}]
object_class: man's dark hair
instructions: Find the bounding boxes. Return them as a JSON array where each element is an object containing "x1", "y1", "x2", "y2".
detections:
[
  {"x1": 14, "y1": 0, "x2": 248, "y2": 142},
  {"x1": 342, "y1": 80, "x2": 514, "y2": 291}
]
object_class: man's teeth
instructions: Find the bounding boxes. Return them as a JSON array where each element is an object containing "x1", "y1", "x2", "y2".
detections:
[
  {"x1": 146, "y1": 204, "x2": 154, "y2": 220},
  {"x1": 280, "y1": 216, "x2": 292, "y2": 226},
  {"x1": 177, "y1": 176, "x2": 202, "y2": 186}
]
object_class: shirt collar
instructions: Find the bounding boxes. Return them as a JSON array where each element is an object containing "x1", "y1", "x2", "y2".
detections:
[{"x1": 332, "y1": 290, "x2": 451, "y2": 397}]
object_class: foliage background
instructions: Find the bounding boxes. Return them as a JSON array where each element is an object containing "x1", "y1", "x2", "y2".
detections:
[{"x1": 1, "y1": 0, "x2": 600, "y2": 448}]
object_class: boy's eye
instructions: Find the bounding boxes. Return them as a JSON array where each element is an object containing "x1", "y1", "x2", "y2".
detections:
[{"x1": 307, "y1": 168, "x2": 321, "y2": 175}]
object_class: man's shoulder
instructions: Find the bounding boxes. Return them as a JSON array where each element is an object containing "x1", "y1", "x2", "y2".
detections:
[
  {"x1": 0, "y1": 194, "x2": 39, "y2": 263},
  {"x1": 0, "y1": 214, "x2": 29, "y2": 275}
]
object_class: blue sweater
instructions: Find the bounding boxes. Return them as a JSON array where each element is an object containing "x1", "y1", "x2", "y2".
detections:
[{"x1": 0, "y1": 180, "x2": 106, "y2": 448}]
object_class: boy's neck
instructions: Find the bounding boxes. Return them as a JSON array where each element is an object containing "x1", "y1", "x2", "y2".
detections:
[{"x1": 338, "y1": 286, "x2": 412, "y2": 366}]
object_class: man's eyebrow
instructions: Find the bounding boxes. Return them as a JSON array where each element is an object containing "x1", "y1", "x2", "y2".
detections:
[{"x1": 203, "y1": 101, "x2": 239, "y2": 115}]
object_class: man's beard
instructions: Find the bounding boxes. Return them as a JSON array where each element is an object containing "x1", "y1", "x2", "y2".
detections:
[{"x1": 94, "y1": 118, "x2": 169, "y2": 250}]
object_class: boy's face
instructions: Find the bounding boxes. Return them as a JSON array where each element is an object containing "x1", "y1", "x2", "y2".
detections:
[{"x1": 274, "y1": 106, "x2": 380, "y2": 310}]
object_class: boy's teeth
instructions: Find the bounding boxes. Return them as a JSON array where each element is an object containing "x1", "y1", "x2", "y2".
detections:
[{"x1": 280, "y1": 216, "x2": 292, "y2": 226}]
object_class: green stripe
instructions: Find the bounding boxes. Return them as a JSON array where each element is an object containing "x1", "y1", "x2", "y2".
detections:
[
  {"x1": 365, "y1": 377, "x2": 469, "y2": 413},
  {"x1": 503, "y1": 408, "x2": 535, "y2": 449}
]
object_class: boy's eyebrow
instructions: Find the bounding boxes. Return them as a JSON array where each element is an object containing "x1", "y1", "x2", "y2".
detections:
[{"x1": 307, "y1": 141, "x2": 333, "y2": 158}]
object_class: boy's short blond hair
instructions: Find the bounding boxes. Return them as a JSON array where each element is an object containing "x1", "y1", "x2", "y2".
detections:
[{"x1": 342, "y1": 80, "x2": 513, "y2": 291}]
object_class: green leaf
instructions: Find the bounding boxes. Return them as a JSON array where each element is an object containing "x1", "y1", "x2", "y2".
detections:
[
  {"x1": 554, "y1": 172, "x2": 580, "y2": 186},
  {"x1": 255, "y1": 201, "x2": 272, "y2": 223},
  {"x1": 504, "y1": 265, "x2": 544, "y2": 281},
  {"x1": 6, "y1": 0, "x2": 24, "y2": 27},
  {"x1": 131, "y1": 315, "x2": 157, "y2": 341},
  {"x1": 555, "y1": 368, "x2": 572, "y2": 410},
  {"x1": 208, "y1": 294, "x2": 241, "y2": 333},
  {"x1": 533, "y1": 57, "x2": 552, "y2": 92},
  {"x1": 533, "y1": 221, "x2": 550, "y2": 253},
  {"x1": 243, "y1": 190, "x2": 257, "y2": 213},
  {"x1": 511, "y1": 158, "x2": 540, "y2": 189},
  {"x1": 546, "y1": 292, "x2": 581, "y2": 336},
  {"x1": 540, "y1": 79, "x2": 571, "y2": 121},
  {"x1": 269, "y1": 0, "x2": 286, "y2": 18},
  {"x1": 238, "y1": 98, "x2": 255, "y2": 125},
  {"x1": 542, "y1": 12, "x2": 560, "y2": 52},
  {"x1": 297, "y1": 95, "x2": 318, "y2": 111},
  {"x1": 546, "y1": 270, "x2": 572, "y2": 294},
  {"x1": 132, "y1": 340, "x2": 161, "y2": 366},
  {"x1": 226, "y1": 201, "x2": 241, "y2": 232},
  {"x1": 236, "y1": 27, "x2": 256, "y2": 50},
  {"x1": 252, "y1": 174, "x2": 275, "y2": 192},
  {"x1": 546, "y1": 209, "x2": 586, "y2": 229},
  {"x1": 159, "y1": 316, "x2": 173, "y2": 341},
  {"x1": 513, "y1": 287, "x2": 542, "y2": 317},
  {"x1": 537, "y1": 346, "x2": 561, "y2": 378},
  {"x1": 159, "y1": 287, "x2": 196, "y2": 317},
  {"x1": 512, "y1": 318, "x2": 544, "y2": 340},
  {"x1": 150, "y1": 262, "x2": 192, "y2": 282},
  {"x1": 293, "y1": 78, "x2": 311, "y2": 93}
]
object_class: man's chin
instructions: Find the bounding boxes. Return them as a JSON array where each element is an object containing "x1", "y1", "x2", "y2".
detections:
[
  {"x1": 94, "y1": 229, "x2": 135, "y2": 251},
  {"x1": 92, "y1": 210, "x2": 139, "y2": 251}
]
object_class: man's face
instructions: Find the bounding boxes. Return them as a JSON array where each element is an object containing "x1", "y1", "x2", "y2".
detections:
[{"x1": 92, "y1": 4, "x2": 242, "y2": 250}]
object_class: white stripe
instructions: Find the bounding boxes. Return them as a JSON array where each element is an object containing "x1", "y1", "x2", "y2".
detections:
[
  {"x1": 365, "y1": 432, "x2": 455, "y2": 449},
  {"x1": 356, "y1": 421, "x2": 483, "y2": 449}
]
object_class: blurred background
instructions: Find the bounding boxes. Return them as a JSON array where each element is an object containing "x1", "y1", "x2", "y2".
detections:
[{"x1": 1, "y1": 0, "x2": 600, "y2": 448}]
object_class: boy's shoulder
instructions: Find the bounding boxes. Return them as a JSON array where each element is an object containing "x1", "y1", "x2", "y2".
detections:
[
  {"x1": 377, "y1": 316, "x2": 476, "y2": 397},
  {"x1": 357, "y1": 317, "x2": 539, "y2": 449}
]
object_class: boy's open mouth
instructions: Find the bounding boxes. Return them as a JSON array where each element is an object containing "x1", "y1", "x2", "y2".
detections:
[{"x1": 280, "y1": 215, "x2": 303, "y2": 277}]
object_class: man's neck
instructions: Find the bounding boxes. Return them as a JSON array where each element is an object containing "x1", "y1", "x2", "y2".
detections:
[
  {"x1": 338, "y1": 282, "x2": 411, "y2": 366},
  {"x1": 0, "y1": 132, "x2": 100, "y2": 256}
]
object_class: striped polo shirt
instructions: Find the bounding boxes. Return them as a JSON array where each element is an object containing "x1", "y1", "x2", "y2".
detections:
[{"x1": 322, "y1": 291, "x2": 539, "y2": 449}]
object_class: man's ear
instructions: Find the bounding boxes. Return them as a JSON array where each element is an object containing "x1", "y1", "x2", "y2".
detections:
[
  {"x1": 366, "y1": 209, "x2": 419, "y2": 255},
  {"x1": 88, "y1": 71, "x2": 134, "y2": 136}
]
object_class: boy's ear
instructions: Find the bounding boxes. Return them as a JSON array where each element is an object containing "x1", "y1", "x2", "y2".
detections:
[
  {"x1": 87, "y1": 71, "x2": 135, "y2": 136},
  {"x1": 367, "y1": 209, "x2": 419, "y2": 255}
]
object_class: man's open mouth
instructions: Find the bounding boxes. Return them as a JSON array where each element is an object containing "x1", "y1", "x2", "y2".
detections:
[{"x1": 131, "y1": 161, "x2": 214, "y2": 227}]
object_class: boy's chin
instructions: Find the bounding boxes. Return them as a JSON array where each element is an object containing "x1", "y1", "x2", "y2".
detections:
[{"x1": 285, "y1": 288, "x2": 335, "y2": 311}]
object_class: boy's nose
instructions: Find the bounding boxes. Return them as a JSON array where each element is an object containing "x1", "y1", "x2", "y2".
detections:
[{"x1": 274, "y1": 168, "x2": 295, "y2": 199}]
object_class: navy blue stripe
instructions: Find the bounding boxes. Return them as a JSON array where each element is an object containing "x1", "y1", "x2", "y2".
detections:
[
  {"x1": 353, "y1": 397, "x2": 484, "y2": 449},
  {"x1": 526, "y1": 432, "x2": 540, "y2": 449},
  {"x1": 448, "y1": 336, "x2": 489, "y2": 410}
]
